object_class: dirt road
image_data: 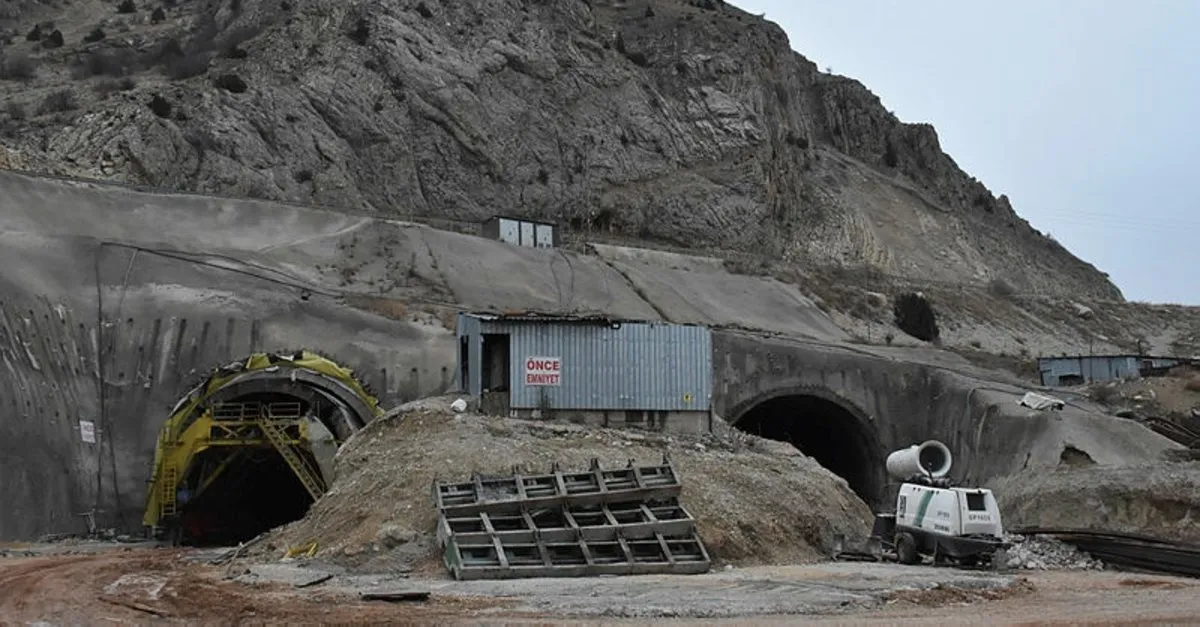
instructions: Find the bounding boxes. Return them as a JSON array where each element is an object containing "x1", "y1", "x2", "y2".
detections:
[
  {"x1": 2, "y1": 547, "x2": 1199, "y2": 625},
  {"x1": 0, "y1": 549, "x2": 520, "y2": 624},
  {"x1": 806, "y1": 571, "x2": 1200, "y2": 626}
]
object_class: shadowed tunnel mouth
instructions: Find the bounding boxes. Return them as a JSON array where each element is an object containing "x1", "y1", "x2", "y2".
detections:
[
  {"x1": 177, "y1": 392, "x2": 326, "y2": 547},
  {"x1": 149, "y1": 351, "x2": 382, "y2": 546},
  {"x1": 735, "y1": 395, "x2": 881, "y2": 504}
]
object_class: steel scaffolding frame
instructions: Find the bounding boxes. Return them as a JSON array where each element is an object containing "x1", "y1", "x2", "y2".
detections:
[{"x1": 433, "y1": 456, "x2": 711, "y2": 579}]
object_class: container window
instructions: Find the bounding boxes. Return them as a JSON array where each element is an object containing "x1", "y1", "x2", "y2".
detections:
[{"x1": 966, "y1": 492, "x2": 987, "y2": 511}]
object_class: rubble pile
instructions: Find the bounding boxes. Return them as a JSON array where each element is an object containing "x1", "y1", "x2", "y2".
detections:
[{"x1": 1002, "y1": 534, "x2": 1103, "y2": 571}]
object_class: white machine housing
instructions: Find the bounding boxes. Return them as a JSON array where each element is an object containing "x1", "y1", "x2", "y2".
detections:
[
  {"x1": 883, "y1": 439, "x2": 1007, "y2": 564},
  {"x1": 895, "y1": 482, "x2": 1004, "y2": 539},
  {"x1": 886, "y1": 440, "x2": 952, "y2": 480}
]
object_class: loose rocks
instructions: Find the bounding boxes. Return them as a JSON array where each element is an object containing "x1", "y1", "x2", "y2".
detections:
[{"x1": 1002, "y1": 534, "x2": 1103, "y2": 571}]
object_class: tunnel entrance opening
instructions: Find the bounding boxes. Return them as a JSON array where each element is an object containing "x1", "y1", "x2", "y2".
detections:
[
  {"x1": 178, "y1": 446, "x2": 314, "y2": 546},
  {"x1": 144, "y1": 351, "x2": 384, "y2": 543},
  {"x1": 735, "y1": 394, "x2": 882, "y2": 505},
  {"x1": 172, "y1": 394, "x2": 329, "y2": 546}
]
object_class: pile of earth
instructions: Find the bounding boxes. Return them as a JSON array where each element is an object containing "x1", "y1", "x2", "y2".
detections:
[
  {"x1": 992, "y1": 462, "x2": 1200, "y2": 544},
  {"x1": 259, "y1": 398, "x2": 874, "y2": 574},
  {"x1": 1088, "y1": 366, "x2": 1200, "y2": 417},
  {"x1": 255, "y1": 396, "x2": 873, "y2": 571}
]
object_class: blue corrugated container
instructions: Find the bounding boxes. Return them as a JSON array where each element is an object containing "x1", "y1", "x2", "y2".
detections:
[
  {"x1": 1036, "y1": 354, "x2": 1181, "y2": 387},
  {"x1": 457, "y1": 314, "x2": 712, "y2": 411}
]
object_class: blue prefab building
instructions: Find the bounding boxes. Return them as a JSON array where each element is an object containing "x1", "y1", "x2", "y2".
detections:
[
  {"x1": 456, "y1": 313, "x2": 713, "y2": 433},
  {"x1": 1037, "y1": 355, "x2": 1185, "y2": 387}
]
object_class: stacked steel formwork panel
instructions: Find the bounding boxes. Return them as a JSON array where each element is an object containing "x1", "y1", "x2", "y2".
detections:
[{"x1": 432, "y1": 456, "x2": 711, "y2": 579}]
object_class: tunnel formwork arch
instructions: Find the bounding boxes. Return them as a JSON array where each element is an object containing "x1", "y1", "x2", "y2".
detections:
[
  {"x1": 730, "y1": 387, "x2": 888, "y2": 507},
  {"x1": 143, "y1": 350, "x2": 382, "y2": 544}
]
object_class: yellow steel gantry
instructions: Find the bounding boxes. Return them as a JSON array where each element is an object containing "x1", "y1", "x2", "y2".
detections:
[{"x1": 142, "y1": 351, "x2": 382, "y2": 530}]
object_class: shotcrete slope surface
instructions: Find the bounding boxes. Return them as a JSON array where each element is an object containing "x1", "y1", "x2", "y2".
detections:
[
  {"x1": 0, "y1": 170, "x2": 844, "y2": 338},
  {"x1": 993, "y1": 463, "x2": 1200, "y2": 544}
]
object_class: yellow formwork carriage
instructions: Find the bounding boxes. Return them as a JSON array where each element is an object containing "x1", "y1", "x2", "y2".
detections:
[{"x1": 142, "y1": 350, "x2": 383, "y2": 530}]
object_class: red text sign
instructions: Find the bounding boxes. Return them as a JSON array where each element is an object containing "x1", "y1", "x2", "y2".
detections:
[{"x1": 524, "y1": 357, "x2": 561, "y2": 386}]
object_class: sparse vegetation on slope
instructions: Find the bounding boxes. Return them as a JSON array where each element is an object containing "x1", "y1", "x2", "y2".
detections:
[{"x1": 0, "y1": 0, "x2": 1119, "y2": 304}]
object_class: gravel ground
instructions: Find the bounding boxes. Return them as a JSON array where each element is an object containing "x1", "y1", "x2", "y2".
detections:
[
  {"x1": 235, "y1": 560, "x2": 1022, "y2": 620},
  {"x1": 258, "y1": 398, "x2": 874, "y2": 573},
  {"x1": 800, "y1": 570, "x2": 1200, "y2": 626},
  {"x1": 5, "y1": 546, "x2": 1199, "y2": 624}
]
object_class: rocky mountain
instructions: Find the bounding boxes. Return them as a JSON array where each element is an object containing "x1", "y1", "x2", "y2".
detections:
[{"x1": 0, "y1": 0, "x2": 1119, "y2": 300}]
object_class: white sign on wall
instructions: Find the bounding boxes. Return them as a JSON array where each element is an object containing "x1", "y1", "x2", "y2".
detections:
[
  {"x1": 524, "y1": 356, "x2": 562, "y2": 386},
  {"x1": 79, "y1": 420, "x2": 96, "y2": 444}
]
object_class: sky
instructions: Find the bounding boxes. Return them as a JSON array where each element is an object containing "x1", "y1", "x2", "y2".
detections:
[{"x1": 730, "y1": 0, "x2": 1199, "y2": 305}]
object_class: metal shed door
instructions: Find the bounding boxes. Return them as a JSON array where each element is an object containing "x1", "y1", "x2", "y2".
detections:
[
  {"x1": 535, "y1": 224, "x2": 553, "y2": 248},
  {"x1": 520, "y1": 221, "x2": 535, "y2": 247},
  {"x1": 499, "y1": 219, "x2": 520, "y2": 246}
]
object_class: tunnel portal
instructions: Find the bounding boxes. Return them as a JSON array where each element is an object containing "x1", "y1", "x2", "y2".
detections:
[
  {"x1": 734, "y1": 393, "x2": 885, "y2": 506},
  {"x1": 145, "y1": 351, "x2": 382, "y2": 546}
]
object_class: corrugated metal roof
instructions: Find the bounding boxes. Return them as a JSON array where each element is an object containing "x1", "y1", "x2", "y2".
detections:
[
  {"x1": 465, "y1": 311, "x2": 665, "y2": 325},
  {"x1": 483, "y1": 214, "x2": 558, "y2": 227},
  {"x1": 1037, "y1": 354, "x2": 1185, "y2": 362}
]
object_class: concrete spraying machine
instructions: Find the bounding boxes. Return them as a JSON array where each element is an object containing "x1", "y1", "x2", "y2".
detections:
[{"x1": 835, "y1": 440, "x2": 1008, "y2": 567}]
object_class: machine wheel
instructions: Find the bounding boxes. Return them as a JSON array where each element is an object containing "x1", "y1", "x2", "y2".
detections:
[
  {"x1": 960, "y1": 554, "x2": 980, "y2": 567},
  {"x1": 896, "y1": 532, "x2": 919, "y2": 565}
]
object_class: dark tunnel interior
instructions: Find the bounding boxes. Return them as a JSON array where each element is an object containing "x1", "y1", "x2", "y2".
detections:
[
  {"x1": 735, "y1": 395, "x2": 882, "y2": 505},
  {"x1": 174, "y1": 391, "x2": 328, "y2": 546},
  {"x1": 178, "y1": 449, "x2": 315, "y2": 546}
]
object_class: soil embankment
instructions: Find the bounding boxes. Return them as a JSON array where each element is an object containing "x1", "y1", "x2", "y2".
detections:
[{"x1": 263, "y1": 399, "x2": 875, "y2": 573}]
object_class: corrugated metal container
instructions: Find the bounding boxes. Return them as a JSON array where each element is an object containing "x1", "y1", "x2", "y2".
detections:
[
  {"x1": 1038, "y1": 355, "x2": 1140, "y2": 386},
  {"x1": 1143, "y1": 357, "x2": 1182, "y2": 370},
  {"x1": 459, "y1": 314, "x2": 711, "y2": 411},
  {"x1": 455, "y1": 313, "x2": 482, "y2": 392}
]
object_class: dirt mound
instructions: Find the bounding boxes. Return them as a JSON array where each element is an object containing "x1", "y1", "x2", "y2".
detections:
[
  {"x1": 1088, "y1": 366, "x2": 1200, "y2": 418},
  {"x1": 260, "y1": 399, "x2": 873, "y2": 573},
  {"x1": 1086, "y1": 368, "x2": 1200, "y2": 448},
  {"x1": 992, "y1": 462, "x2": 1200, "y2": 544}
]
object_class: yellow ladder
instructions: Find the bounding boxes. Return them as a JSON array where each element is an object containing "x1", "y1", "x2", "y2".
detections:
[
  {"x1": 159, "y1": 464, "x2": 178, "y2": 518},
  {"x1": 259, "y1": 419, "x2": 326, "y2": 502}
]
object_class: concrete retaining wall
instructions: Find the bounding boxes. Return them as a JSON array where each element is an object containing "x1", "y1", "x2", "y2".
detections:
[{"x1": 0, "y1": 236, "x2": 453, "y2": 540}]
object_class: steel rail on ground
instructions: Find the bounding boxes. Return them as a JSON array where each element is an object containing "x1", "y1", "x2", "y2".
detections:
[{"x1": 1012, "y1": 527, "x2": 1200, "y2": 579}]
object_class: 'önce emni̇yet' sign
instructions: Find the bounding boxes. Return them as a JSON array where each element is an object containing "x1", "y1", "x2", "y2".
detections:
[{"x1": 525, "y1": 357, "x2": 561, "y2": 386}]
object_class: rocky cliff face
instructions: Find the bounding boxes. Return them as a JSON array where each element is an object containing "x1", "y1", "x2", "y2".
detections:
[{"x1": 0, "y1": 0, "x2": 1121, "y2": 299}]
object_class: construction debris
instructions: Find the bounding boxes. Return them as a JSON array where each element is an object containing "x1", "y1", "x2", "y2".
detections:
[
  {"x1": 360, "y1": 591, "x2": 431, "y2": 603},
  {"x1": 1002, "y1": 534, "x2": 1104, "y2": 571},
  {"x1": 97, "y1": 595, "x2": 171, "y2": 617},
  {"x1": 1020, "y1": 529, "x2": 1200, "y2": 579},
  {"x1": 433, "y1": 456, "x2": 711, "y2": 579},
  {"x1": 1019, "y1": 392, "x2": 1065, "y2": 411},
  {"x1": 293, "y1": 573, "x2": 333, "y2": 589}
]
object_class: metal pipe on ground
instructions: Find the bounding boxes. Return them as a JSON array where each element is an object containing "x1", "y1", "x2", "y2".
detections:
[{"x1": 1012, "y1": 527, "x2": 1200, "y2": 579}]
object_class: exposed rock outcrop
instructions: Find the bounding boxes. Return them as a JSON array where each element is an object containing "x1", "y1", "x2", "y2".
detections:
[{"x1": 0, "y1": 0, "x2": 1119, "y2": 300}]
